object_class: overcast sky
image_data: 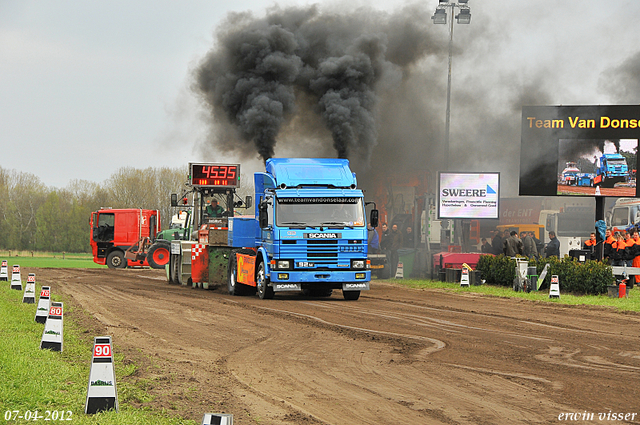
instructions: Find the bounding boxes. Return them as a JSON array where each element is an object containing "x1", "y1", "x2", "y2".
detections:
[{"x1": 1, "y1": 1, "x2": 639, "y2": 190}]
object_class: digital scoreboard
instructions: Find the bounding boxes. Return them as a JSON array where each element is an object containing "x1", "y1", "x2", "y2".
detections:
[{"x1": 189, "y1": 163, "x2": 240, "y2": 188}]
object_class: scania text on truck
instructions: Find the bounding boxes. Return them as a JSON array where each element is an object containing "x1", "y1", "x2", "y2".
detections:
[{"x1": 166, "y1": 159, "x2": 378, "y2": 301}]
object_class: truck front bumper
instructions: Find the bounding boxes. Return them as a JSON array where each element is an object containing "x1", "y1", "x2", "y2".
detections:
[{"x1": 268, "y1": 270, "x2": 371, "y2": 291}]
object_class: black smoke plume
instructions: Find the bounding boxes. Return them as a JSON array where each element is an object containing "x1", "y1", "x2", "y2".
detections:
[
  {"x1": 194, "y1": 15, "x2": 302, "y2": 161},
  {"x1": 193, "y1": 5, "x2": 437, "y2": 163}
]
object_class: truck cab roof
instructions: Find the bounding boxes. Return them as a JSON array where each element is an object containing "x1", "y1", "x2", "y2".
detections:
[{"x1": 265, "y1": 158, "x2": 357, "y2": 188}]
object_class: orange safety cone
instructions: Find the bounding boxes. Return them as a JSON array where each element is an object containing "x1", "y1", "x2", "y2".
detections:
[{"x1": 619, "y1": 280, "x2": 627, "y2": 298}]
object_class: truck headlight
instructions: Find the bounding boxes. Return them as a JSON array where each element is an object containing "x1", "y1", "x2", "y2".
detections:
[
  {"x1": 351, "y1": 259, "x2": 365, "y2": 269},
  {"x1": 277, "y1": 260, "x2": 291, "y2": 269}
]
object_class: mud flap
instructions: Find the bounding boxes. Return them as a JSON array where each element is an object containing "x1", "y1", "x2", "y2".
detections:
[
  {"x1": 273, "y1": 283, "x2": 301, "y2": 292},
  {"x1": 342, "y1": 282, "x2": 370, "y2": 291}
]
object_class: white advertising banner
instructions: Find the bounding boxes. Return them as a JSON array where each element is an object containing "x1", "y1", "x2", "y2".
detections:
[{"x1": 438, "y1": 172, "x2": 500, "y2": 219}]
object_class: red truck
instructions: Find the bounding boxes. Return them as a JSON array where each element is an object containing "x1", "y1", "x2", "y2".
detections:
[{"x1": 90, "y1": 208, "x2": 170, "y2": 269}]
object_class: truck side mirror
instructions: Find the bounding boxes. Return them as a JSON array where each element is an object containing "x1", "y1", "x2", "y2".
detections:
[
  {"x1": 245, "y1": 196, "x2": 253, "y2": 209},
  {"x1": 170, "y1": 193, "x2": 178, "y2": 207},
  {"x1": 370, "y1": 209, "x2": 379, "y2": 228},
  {"x1": 259, "y1": 201, "x2": 269, "y2": 228}
]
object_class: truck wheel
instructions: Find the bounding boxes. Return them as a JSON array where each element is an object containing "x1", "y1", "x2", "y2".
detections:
[
  {"x1": 147, "y1": 242, "x2": 171, "y2": 269},
  {"x1": 106, "y1": 251, "x2": 126, "y2": 269},
  {"x1": 256, "y1": 261, "x2": 274, "y2": 299},
  {"x1": 169, "y1": 254, "x2": 180, "y2": 284},
  {"x1": 343, "y1": 290, "x2": 360, "y2": 300},
  {"x1": 228, "y1": 252, "x2": 250, "y2": 296}
]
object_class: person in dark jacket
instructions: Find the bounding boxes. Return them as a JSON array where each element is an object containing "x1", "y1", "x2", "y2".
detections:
[
  {"x1": 480, "y1": 238, "x2": 492, "y2": 253},
  {"x1": 503, "y1": 231, "x2": 523, "y2": 257},
  {"x1": 583, "y1": 232, "x2": 597, "y2": 260},
  {"x1": 544, "y1": 231, "x2": 561, "y2": 258},
  {"x1": 403, "y1": 226, "x2": 414, "y2": 248},
  {"x1": 523, "y1": 231, "x2": 538, "y2": 259},
  {"x1": 491, "y1": 230, "x2": 504, "y2": 255},
  {"x1": 380, "y1": 223, "x2": 391, "y2": 251},
  {"x1": 389, "y1": 224, "x2": 404, "y2": 278}
]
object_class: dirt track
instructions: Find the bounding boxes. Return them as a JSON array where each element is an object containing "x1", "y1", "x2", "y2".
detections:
[
  {"x1": 30, "y1": 267, "x2": 640, "y2": 424},
  {"x1": 557, "y1": 184, "x2": 635, "y2": 197}
]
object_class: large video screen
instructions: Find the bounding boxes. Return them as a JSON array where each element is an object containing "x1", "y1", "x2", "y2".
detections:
[
  {"x1": 520, "y1": 105, "x2": 639, "y2": 197},
  {"x1": 438, "y1": 172, "x2": 500, "y2": 219}
]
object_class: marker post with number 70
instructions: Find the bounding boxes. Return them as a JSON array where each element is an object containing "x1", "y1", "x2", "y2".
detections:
[{"x1": 85, "y1": 336, "x2": 118, "y2": 414}]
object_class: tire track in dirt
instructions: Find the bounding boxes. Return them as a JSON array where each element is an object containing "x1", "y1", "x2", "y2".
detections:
[{"x1": 31, "y1": 268, "x2": 640, "y2": 424}]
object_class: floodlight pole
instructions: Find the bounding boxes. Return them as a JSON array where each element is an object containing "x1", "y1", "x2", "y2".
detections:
[
  {"x1": 432, "y1": 1, "x2": 471, "y2": 249},
  {"x1": 444, "y1": 11, "x2": 454, "y2": 172}
]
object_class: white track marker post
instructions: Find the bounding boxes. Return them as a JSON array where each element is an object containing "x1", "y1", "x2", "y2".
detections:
[
  {"x1": 35, "y1": 286, "x2": 51, "y2": 324},
  {"x1": 549, "y1": 275, "x2": 561, "y2": 299},
  {"x1": 23, "y1": 273, "x2": 36, "y2": 304},
  {"x1": 85, "y1": 336, "x2": 118, "y2": 414},
  {"x1": 0, "y1": 260, "x2": 8, "y2": 281},
  {"x1": 201, "y1": 413, "x2": 233, "y2": 425},
  {"x1": 395, "y1": 262, "x2": 404, "y2": 279},
  {"x1": 40, "y1": 302, "x2": 63, "y2": 352},
  {"x1": 460, "y1": 268, "x2": 470, "y2": 287},
  {"x1": 10, "y1": 264, "x2": 22, "y2": 290}
]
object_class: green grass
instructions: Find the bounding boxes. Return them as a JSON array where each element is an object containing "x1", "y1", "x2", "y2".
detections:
[
  {"x1": 385, "y1": 277, "x2": 640, "y2": 312},
  {"x1": 0, "y1": 284, "x2": 196, "y2": 424},
  {"x1": 0, "y1": 252, "x2": 104, "y2": 269}
]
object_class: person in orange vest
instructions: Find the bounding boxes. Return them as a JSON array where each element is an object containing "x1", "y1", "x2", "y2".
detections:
[
  {"x1": 583, "y1": 232, "x2": 597, "y2": 260},
  {"x1": 610, "y1": 233, "x2": 628, "y2": 266},
  {"x1": 629, "y1": 229, "x2": 640, "y2": 286},
  {"x1": 624, "y1": 231, "x2": 634, "y2": 266},
  {"x1": 603, "y1": 228, "x2": 616, "y2": 261}
]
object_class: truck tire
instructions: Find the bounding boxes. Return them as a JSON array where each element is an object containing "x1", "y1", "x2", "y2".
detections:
[
  {"x1": 106, "y1": 250, "x2": 127, "y2": 269},
  {"x1": 343, "y1": 290, "x2": 360, "y2": 300},
  {"x1": 256, "y1": 261, "x2": 274, "y2": 299},
  {"x1": 169, "y1": 253, "x2": 180, "y2": 284},
  {"x1": 147, "y1": 242, "x2": 171, "y2": 269}
]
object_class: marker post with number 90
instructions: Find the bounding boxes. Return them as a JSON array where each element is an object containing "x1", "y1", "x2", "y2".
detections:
[{"x1": 85, "y1": 336, "x2": 118, "y2": 414}]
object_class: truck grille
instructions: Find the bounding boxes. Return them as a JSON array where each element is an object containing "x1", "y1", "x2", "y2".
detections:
[{"x1": 279, "y1": 240, "x2": 363, "y2": 267}]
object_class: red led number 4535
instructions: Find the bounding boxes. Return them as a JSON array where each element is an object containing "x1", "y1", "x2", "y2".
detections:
[{"x1": 190, "y1": 163, "x2": 240, "y2": 188}]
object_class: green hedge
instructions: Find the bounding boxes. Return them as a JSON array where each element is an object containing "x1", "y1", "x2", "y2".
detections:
[{"x1": 476, "y1": 255, "x2": 615, "y2": 295}]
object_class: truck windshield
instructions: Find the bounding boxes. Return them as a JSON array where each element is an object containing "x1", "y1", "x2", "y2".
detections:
[
  {"x1": 611, "y1": 208, "x2": 629, "y2": 226},
  {"x1": 276, "y1": 197, "x2": 365, "y2": 227}
]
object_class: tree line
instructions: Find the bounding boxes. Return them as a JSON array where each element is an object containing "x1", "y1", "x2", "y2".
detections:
[{"x1": 0, "y1": 166, "x2": 188, "y2": 253}]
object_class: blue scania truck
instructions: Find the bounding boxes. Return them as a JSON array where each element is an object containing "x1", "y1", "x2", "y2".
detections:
[
  {"x1": 167, "y1": 158, "x2": 378, "y2": 301},
  {"x1": 594, "y1": 153, "x2": 629, "y2": 188}
]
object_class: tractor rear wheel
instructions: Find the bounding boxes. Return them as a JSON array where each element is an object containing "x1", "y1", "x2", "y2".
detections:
[{"x1": 147, "y1": 242, "x2": 171, "y2": 269}]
